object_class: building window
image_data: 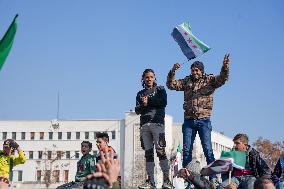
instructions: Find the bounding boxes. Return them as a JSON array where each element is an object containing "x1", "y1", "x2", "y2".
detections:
[
  {"x1": 85, "y1": 132, "x2": 89, "y2": 139},
  {"x1": 57, "y1": 151, "x2": 63, "y2": 159},
  {"x1": 47, "y1": 151, "x2": 52, "y2": 160},
  {"x1": 30, "y1": 132, "x2": 35, "y2": 140},
  {"x1": 94, "y1": 132, "x2": 98, "y2": 139},
  {"x1": 12, "y1": 132, "x2": 16, "y2": 140},
  {"x1": 64, "y1": 170, "x2": 69, "y2": 183},
  {"x1": 111, "y1": 131, "x2": 116, "y2": 139},
  {"x1": 58, "y1": 132, "x2": 62, "y2": 140},
  {"x1": 45, "y1": 170, "x2": 51, "y2": 183},
  {"x1": 2, "y1": 132, "x2": 7, "y2": 140},
  {"x1": 66, "y1": 151, "x2": 70, "y2": 159},
  {"x1": 67, "y1": 132, "x2": 71, "y2": 140},
  {"x1": 53, "y1": 170, "x2": 60, "y2": 182},
  {"x1": 76, "y1": 132, "x2": 80, "y2": 140},
  {"x1": 21, "y1": 132, "x2": 26, "y2": 140},
  {"x1": 75, "y1": 151, "x2": 79, "y2": 159},
  {"x1": 38, "y1": 151, "x2": 43, "y2": 159},
  {"x1": 49, "y1": 132, "x2": 53, "y2": 140},
  {"x1": 29, "y1": 151, "x2": 33, "y2": 159},
  {"x1": 18, "y1": 170, "x2": 23, "y2": 181},
  {"x1": 40, "y1": 132, "x2": 44, "y2": 140},
  {"x1": 36, "y1": 170, "x2": 41, "y2": 181}
]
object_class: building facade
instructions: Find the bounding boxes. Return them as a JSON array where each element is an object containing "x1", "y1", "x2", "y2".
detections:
[
  {"x1": 0, "y1": 112, "x2": 233, "y2": 189},
  {"x1": 0, "y1": 119, "x2": 122, "y2": 189}
]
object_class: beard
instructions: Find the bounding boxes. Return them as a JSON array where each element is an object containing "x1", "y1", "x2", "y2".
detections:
[{"x1": 191, "y1": 74, "x2": 202, "y2": 81}]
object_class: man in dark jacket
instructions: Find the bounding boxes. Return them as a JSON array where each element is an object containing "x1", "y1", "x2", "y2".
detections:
[
  {"x1": 271, "y1": 155, "x2": 284, "y2": 189},
  {"x1": 135, "y1": 68, "x2": 171, "y2": 189},
  {"x1": 218, "y1": 133, "x2": 271, "y2": 189}
]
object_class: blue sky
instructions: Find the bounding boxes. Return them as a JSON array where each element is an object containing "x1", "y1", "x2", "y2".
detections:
[{"x1": 0, "y1": 1, "x2": 283, "y2": 142}]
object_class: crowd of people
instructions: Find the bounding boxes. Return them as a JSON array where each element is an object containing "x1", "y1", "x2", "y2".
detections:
[{"x1": 0, "y1": 55, "x2": 283, "y2": 189}]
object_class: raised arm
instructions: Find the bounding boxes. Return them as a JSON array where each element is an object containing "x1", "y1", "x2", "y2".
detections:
[
  {"x1": 166, "y1": 63, "x2": 185, "y2": 91},
  {"x1": 209, "y1": 53, "x2": 230, "y2": 88},
  {"x1": 10, "y1": 141, "x2": 26, "y2": 166},
  {"x1": 13, "y1": 148, "x2": 27, "y2": 166}
]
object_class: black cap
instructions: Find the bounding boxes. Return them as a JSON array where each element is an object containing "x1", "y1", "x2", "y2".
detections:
[{"x1": 3, "y1": 139, "x2": 14, "y2": 147}]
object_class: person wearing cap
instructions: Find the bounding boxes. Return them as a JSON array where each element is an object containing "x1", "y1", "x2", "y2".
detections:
[
  {"x1": 0, "y1": 139, "x2": 26, "y2": 189},
  {"x1": 166, "y1": 54, "x2": 230, "y2": 170}
]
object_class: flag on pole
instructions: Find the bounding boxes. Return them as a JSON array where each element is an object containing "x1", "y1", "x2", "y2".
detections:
[
  {"x1": 172, "y1": 22, "x2": 210, "y2": 60},
  {"x1": 200, "y1": 159, "x2": 233, "y2": 176},
  {"x1": 0, "y1": 14, "x2": 18, "y2": 71},
  {"x1": 173, "y1": 144, "x2": 186, "y2": 189},
  {"x1": 200, "y1": 151, "x2": 247, "y2": 176}
]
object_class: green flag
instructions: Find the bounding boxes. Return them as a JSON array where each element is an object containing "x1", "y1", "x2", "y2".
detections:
[
  {"x1": 0, "y1": 14, "x2": 18, "y2": 71},
  {"x1": 221, "y1": 150, "x2": 247, "y2": 169}
]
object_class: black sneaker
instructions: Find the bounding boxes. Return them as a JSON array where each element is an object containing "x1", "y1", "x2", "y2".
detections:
[
  {"x1": 138, "y1": 179, "x2": 156, "y2": 189},
  {"x1": 162, "y1": 178, "x2": 173, "y2": 189}
]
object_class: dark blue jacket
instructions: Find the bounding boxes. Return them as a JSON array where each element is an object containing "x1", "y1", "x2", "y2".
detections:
[
  {"x1": 135, "y1": 86, "x2": 167, "y2": 126},
  {"x1": 247, "y1": 147, "x2": 271, "y2": 178},
  {"x1": 221, "y1": 147, "x2": 271, "y2": 181},
  {"x1": 272, "y1": 156, "x2": 284, "y2": 184}
]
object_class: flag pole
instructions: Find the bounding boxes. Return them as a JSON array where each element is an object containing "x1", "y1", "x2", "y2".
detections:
[
  {"x1": 180, "y1": 60, "x2": 190, "y2": 66},
  {"x1": 228, "y1": 171, "x2": 231, "y2": 184}
]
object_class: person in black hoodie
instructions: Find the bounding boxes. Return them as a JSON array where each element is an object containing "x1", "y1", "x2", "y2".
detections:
[{"x1": 135, "y1": 68, "x2": 172, "y2": 189}]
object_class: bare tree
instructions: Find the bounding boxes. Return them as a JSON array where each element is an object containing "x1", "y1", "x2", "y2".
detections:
[
  {"x1": 253, "y1": 137, "x2": 284, "y2": 169},
  {"x1": 37, "y1": 147, "x2": 66, "y2": 188}
]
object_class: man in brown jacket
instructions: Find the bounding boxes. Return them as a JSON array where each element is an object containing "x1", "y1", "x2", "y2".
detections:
[{"x1": 166, "y1": 54, "x2": 230, "y2": 170}]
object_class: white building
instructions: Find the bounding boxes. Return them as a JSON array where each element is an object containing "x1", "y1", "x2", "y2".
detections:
[
  {"x1": 0, "y1": 112, "x2": 233, "y2": 189},
  {"x1": 0, "y1": 119, "x2": 122, "y2": 189}
]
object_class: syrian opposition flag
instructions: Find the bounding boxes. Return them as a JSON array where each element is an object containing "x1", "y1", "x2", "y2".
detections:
[
  {"x1": 200, "y1": 159, "x2": 233, "y2": 176},
  {"x1": 0, "y1": 14, "x2": 18, "y2": 71},
  {"x1": 173, "y1": 144, "x2": 186, "y2": 189},
  {"x1": 200, "y1": 151, "x2": 247, "y2": 176},
  {"x1": 220, "y1": 151, "x2": 247, "y2": 170},
  {"x1": 172, "y1": 22, "x2": 210, "y2": 60}
]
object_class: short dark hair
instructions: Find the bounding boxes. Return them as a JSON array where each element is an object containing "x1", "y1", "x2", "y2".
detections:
[
  {"x1": 191, "y1": 61, "x2": 204, "y2": 74},
  {"x1": 96, "y1": 132, "x2": 109, "y2": 142},
  {"x1": 233, "y1": 133, "x2": 249, "y2": 145},
  {"x1": 254, "y1": 177, "x2": 275, "y2": 189},
  {"x1": 81, "y1": 141, "x2": 92, "y2": 149}
]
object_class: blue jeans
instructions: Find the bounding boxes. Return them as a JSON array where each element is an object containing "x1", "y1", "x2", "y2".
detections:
[
  {"x1": 218, "y1": 175, "x2": 256, "y2": 189},
  {"x1": 276, "y1": 181, "x2": 284, "y2": 189},
  {"x1": 182, "y1": 118, "x2": 215, "y2": 168}
]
